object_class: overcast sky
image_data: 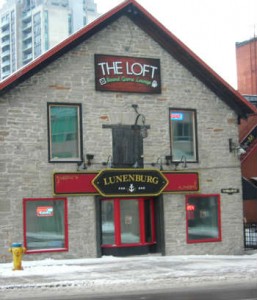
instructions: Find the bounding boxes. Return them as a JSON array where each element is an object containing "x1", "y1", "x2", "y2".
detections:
[
  {"x1": 95, "y1": 0, "x2": 257, "y2": 89},
  {"x1": 0, "y1": 0, "x2": 256, "y2": 89}
]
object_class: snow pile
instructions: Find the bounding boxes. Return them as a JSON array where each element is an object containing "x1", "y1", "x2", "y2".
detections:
[{"x1": 0, "y1": 254, "x2": 257, "y2": 296}]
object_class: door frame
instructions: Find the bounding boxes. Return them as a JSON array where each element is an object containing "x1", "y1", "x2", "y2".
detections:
[{"x1": 95, "y1": 195, "x2": 165, "y2": 256}]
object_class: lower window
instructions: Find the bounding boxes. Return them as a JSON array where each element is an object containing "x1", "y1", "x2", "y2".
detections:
[
  {"x1": 186, "y1": 194, "x2": 221, "y2": 243},
  {"x1": 23, "y1": 198, "x2": 68, "y2": 253},
  {"x1": 101, "y1": 198, "x2": 155, "y2": 247}
]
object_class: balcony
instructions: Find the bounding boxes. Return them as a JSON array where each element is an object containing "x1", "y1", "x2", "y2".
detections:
[
  {"x1": 1, "y1": 40, "x2": 10, "y2": 47},
  {"x1": 23, "y1": 32, "x2": 32, "y2": 42},
  {"x1": 22, "y1": 11, "x2": 32, "y2": 22},
  {"x1": 22, "y1": 22, "x2": 32, "y2": 32},
  {"x1": 1, "y1": 29, "x2": 10, "y2": 39},
  {"x1": 23, "y1": 53, "x2": 33, "y2": 64},
  {"x1": 1, "y1": 69, "x2": 11, "y2": 79},
  {"x1": 23, "y1": 42, "x2": 32, "y2": 52},
  {"x1": 1, "y1": 50, "x2": 10, "y2": 59},
  {"x1": 1, "y1": 19, "x2": 9, "y2": 29},
  {"x1": 1, "y1": 60, "x2": 10, "y2": 68}
]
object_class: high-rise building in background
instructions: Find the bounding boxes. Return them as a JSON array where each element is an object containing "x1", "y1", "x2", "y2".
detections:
[{"x1": 0, "y1": 0, "x2": 99, "y2": 80}]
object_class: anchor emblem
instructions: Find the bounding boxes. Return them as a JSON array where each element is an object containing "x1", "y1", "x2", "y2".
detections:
[{"x1": 128, "y1": 184, "x2": 136, "y2": 193}]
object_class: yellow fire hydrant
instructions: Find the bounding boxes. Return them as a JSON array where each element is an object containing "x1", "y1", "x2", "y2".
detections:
[{"x1": 9, "y1": 243, "x2": 26, "y2": 271}]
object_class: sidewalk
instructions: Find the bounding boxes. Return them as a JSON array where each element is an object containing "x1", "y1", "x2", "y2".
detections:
[{"x1": 0, "y1": 253, "x2": 257, "y2": 298}]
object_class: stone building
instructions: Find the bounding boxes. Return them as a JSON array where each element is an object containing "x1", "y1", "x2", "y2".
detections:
[{"x1": 0, "y1": 0, "x2": 256, "y2": 261}]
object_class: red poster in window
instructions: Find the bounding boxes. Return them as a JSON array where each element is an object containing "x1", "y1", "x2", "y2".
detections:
[
  {"x1": 95, "y1": 54, "x2": 161, "y2": 93},
  {"x1": 36, "y1": 206, "x2": 54, "y2": 217}
]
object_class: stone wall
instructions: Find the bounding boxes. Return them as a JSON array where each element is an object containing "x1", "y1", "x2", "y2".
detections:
[{"x1": 0, "y1": 16, "x2": 243, "y2": 260}]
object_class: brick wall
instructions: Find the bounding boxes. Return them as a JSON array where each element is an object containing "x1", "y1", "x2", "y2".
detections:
[{"x1": 236, "y1": 38, "x2": 257, "y2": 95}]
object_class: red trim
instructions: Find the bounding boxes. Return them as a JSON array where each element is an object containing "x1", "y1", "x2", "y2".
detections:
[
  {"x1": 115, "y1": 199, "x2": 121, "y2": 245},
  {"x1": 151, "y1": 199, "x2": 156, "y2": 242},
  {"x1": 22, "y1": 199, "x2": 27, "y2": 250},
  {"x1": 23, "y1": 197, "x2": 69, "y2": 254},
  {"x1": 186, "y1": 194, "x2": 222, "y2": 244},
  {"x1": 101, "y1": 242, "x2": 156, "y2": 248},
  {"x1": 64, "y1": 197, "x2": 69, "y2": 250},
  {"x1": 139, "y1": 199, "x2": 145, "y2": 244}
]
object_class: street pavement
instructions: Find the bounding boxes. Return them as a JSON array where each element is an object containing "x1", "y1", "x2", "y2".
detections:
[{"x1": 0, "y1": 252, "x2": 257, "y2": 299}]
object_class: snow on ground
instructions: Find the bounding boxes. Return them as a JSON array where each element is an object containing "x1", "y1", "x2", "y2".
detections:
[{"x1": 0, "y1": 254, "x2": 257, "y2": 299}]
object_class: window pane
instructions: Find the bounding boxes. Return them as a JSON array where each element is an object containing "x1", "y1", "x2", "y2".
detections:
[
  {"x1": 170, "y1": 110, "x2": 196, "y2": 161},
  {"x1": 24, "y1": 199, "x2": 67, "y2": 250},
  {"x1": 120, "y1": 200, "x2": 140, "y2": 244},
  {"x1": 187, "y1": 195, "x2": 220, "y2": 242},
  {"x1": 49, "y1": 105, "x2": 80, "y2": 160},
  {"x1": 101, "y1": 200, "x2": 115, "y2": 245}
]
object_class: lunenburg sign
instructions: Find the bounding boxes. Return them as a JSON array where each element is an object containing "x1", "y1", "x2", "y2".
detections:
[
  {"x1": 93, "y1": 169, "x2": 168, "y2": 197},
  {"x1": 53, "y1": 169, "x2": 199, "y2": 197}
]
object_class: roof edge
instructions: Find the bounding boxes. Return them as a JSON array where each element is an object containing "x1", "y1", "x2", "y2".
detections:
[{"x1": 0, "y1": 0, "x2": 256, "y2": 117}]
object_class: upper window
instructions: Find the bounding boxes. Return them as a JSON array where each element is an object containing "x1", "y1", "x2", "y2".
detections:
[
  {"x1": 23, "y1": 197, "x2": 68, "y2": 253},
  {"x1": 47, "y1": 103, "x2": 83, "y2": 162},
  {"x1": 186, "y1": 194, "x2": 221, "y2": 243},
  {"x1": 169, "y1": 109, "x2": 198, "y2": 162}
]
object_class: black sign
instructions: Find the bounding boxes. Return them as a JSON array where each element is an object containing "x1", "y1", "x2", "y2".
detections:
[
  {"x1": 221, "y1": 188, "x2": 240, "y2": 195},
  {"x1": 92, "y1": 169, "x2": 168, "y2": 197}
]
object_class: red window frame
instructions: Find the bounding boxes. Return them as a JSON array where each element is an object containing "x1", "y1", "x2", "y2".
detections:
[
  {"x1": 101, "y1": 197, "x2": 156, "y2": 248},
  {"x1": 23, "y1": 197, "x2": 69, "y2": 254},
  {"x1": 186, "y1": 194, "x2": 222, "y2": 244}
]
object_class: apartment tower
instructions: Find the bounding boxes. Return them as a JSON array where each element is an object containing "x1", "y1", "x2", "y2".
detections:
[{"x1": 0, "y1": 0, "x2": 99, "y2": 80}]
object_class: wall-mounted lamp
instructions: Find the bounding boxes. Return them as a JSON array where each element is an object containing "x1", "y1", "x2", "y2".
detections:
[
  {"x1": 102, "y1": 155, "x2": 113, "y2": 168},
  {"x1": 165, "y1": 155, "x2": 187, "y2": 170},
  {"x1": 165, "y1": 155, "x2": 179, "y2": 170},
  {"x1": 77, "y1": 161, "x2": 87, "y2": 171},
  {"x1": 229, "y1": 138, "x2": 246, "y2": 156},
  {"x1": 132, "y1": 104, "x2": 148, "y2": 138},
  {"x1": 86, "y1": 154, "x2": 94, "y2": 166},
  {"x1": 180, "y1": 155, "x2": 187, "y2": 168},
  {"x1": 151, "y1": 157, "x2": 163, "y2": 170},
  {"x1": 132, "y1": 161, "x2": 138, "y2": 168},
  {"x1": 165, "y1": 155, "x2": 173, "y2": 166},
  {"x1": 77, "y1": 154, "x2": 94, "y2": 171}
]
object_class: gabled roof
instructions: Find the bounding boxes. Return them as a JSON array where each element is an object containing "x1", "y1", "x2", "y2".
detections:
[{"x1": 0, "y1": 0, "x2": 256, "y2": 118}]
